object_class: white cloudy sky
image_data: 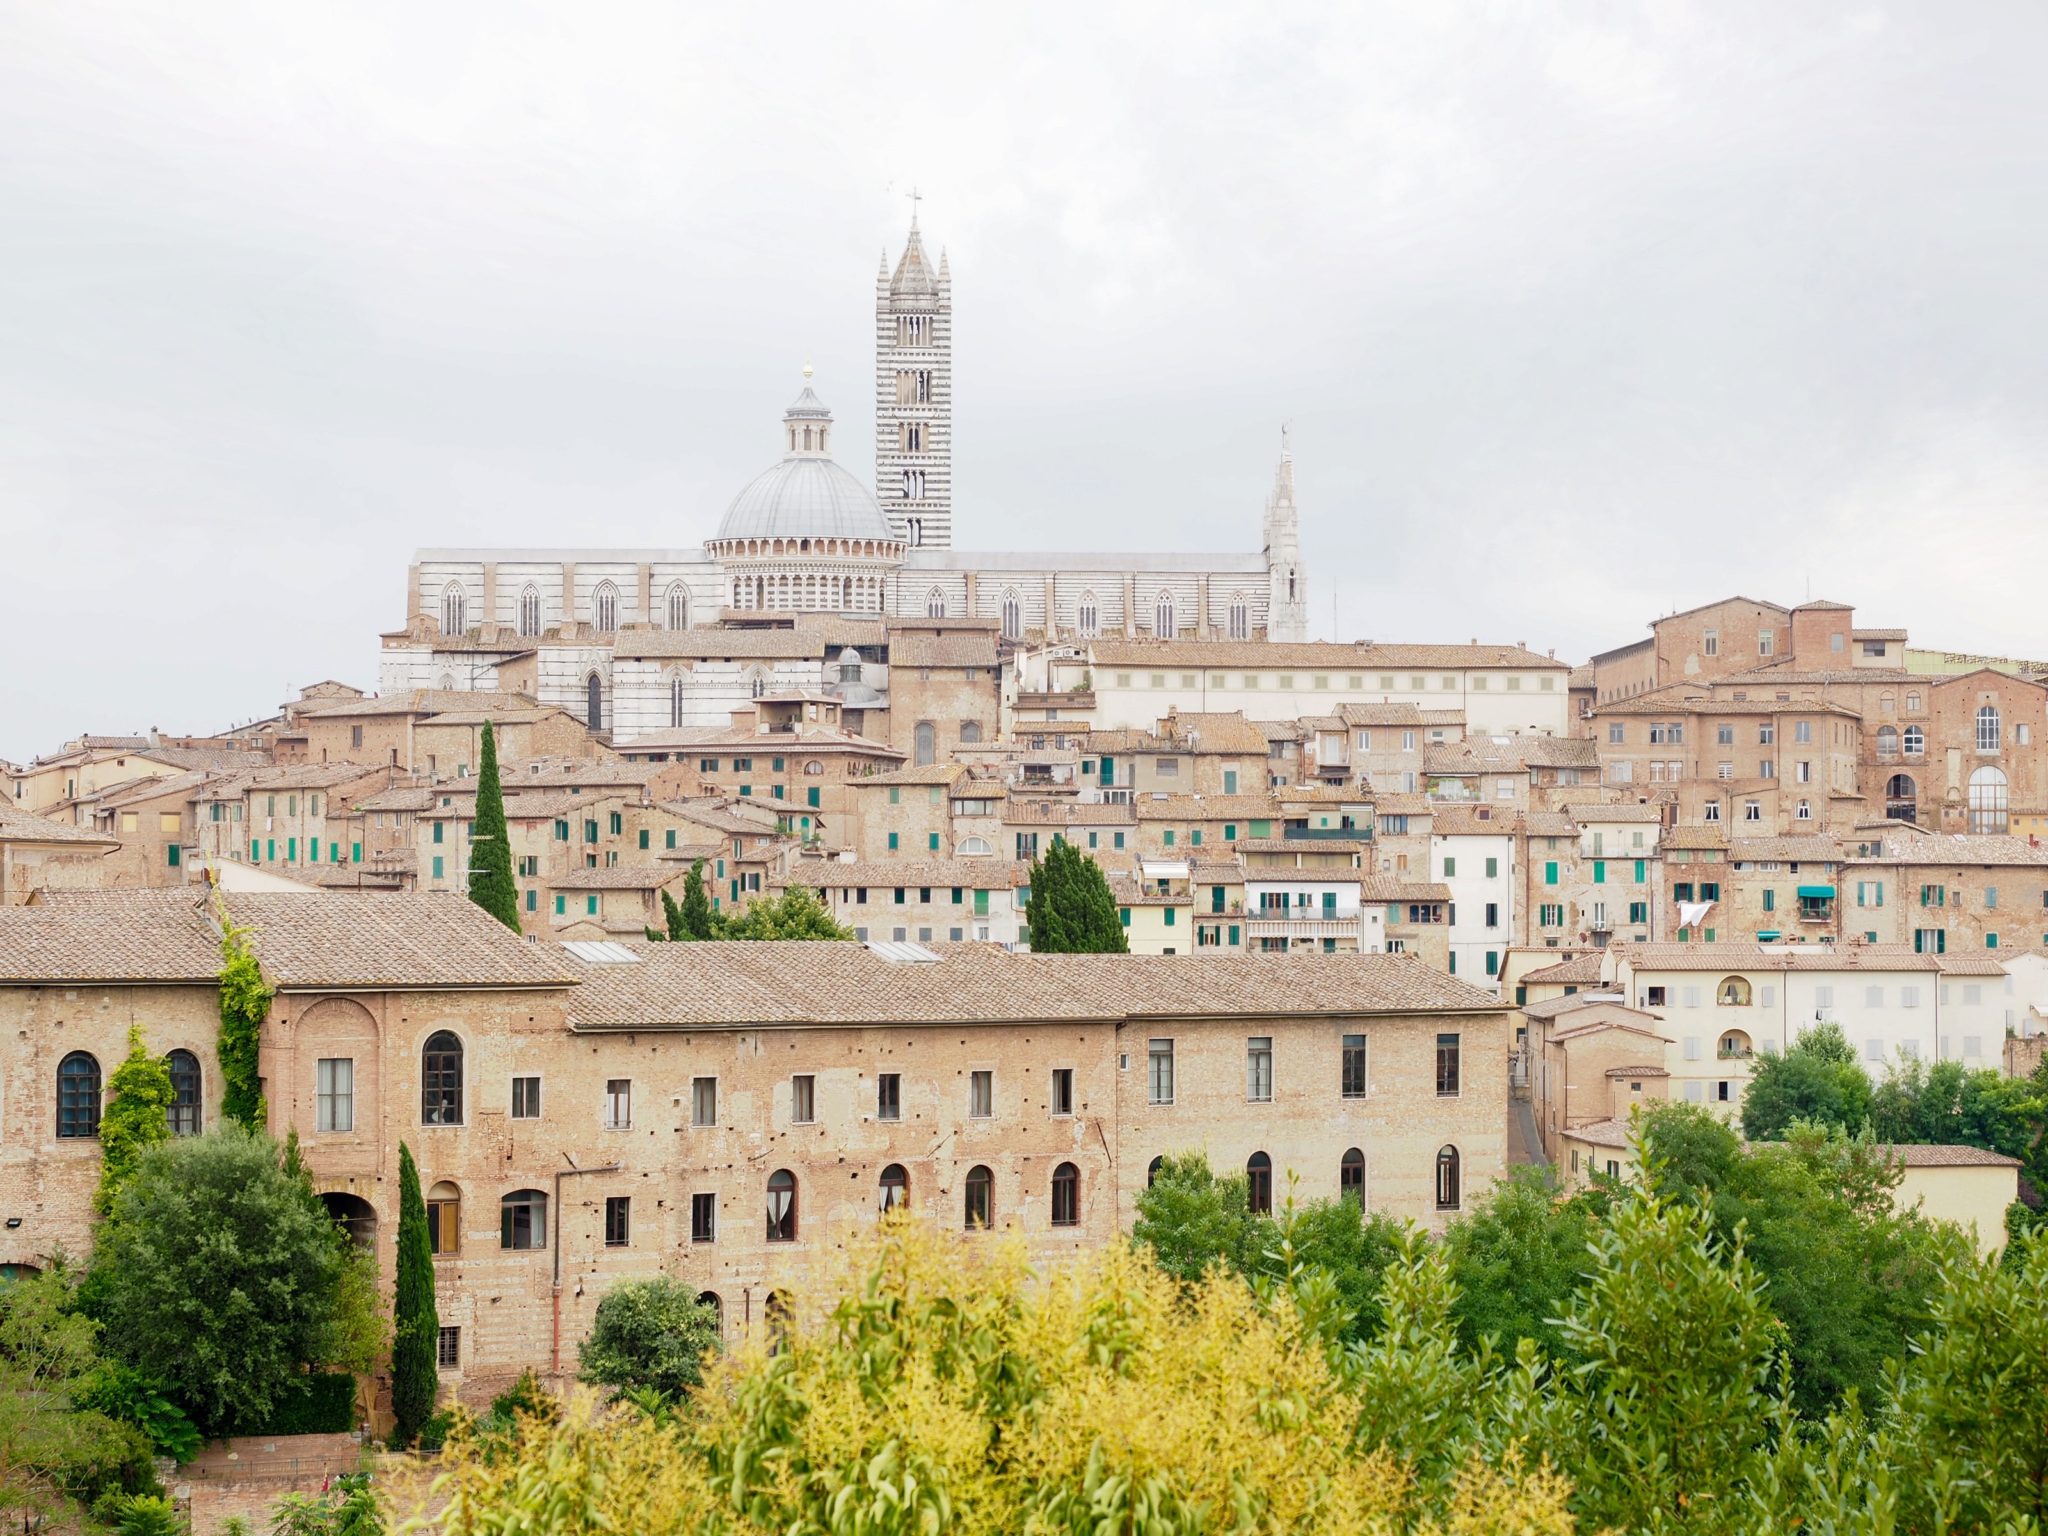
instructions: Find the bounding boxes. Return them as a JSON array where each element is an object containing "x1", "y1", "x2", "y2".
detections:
[{"x1": 4, "y1": 1, "x2": 2047, "y2": 760}]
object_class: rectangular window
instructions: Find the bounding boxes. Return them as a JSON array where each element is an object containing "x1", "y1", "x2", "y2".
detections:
[
  {"x1": 791, "y1": 1074, "x2": 816, "y2": 1124},
  {"x1": 511, "y1": 1075, "x2": 541, "y2": 1119},
  {"x1": 690, "y1": 1192, "x2": 716, "y2": 1243},
  {"x1": 437, "y1": 1326, "x2": 460, "y2": 1370},
  {"x1": 968, "y1": 1070, "x2": 993, "y2": 1118},
  {"x1": 1051, "y1": 1067, "x2": 1074, "y2": 1116},
  {"x1": 1443, "y1": 856, "x2": 1456, "y2": 877},
  {"x1": 604, "y1": 1195, "x2": 630, "y2": 1247},
  {"x1": 1148, "y1": 1039, "x2": 1175, "y2": 1105},
  {"x1": 1436, "y1": 1032, "x2": 1461, "y2": 1096},
  {"x1": 1341, "y1": 1032, "x2": 1367, "y2": 1098},
  {"x1": 315, "y1": 1058, "x2": 354, "y2": 1133},
  {"x1": 604, "y1": 1079, "x2": 631, "y2": 1130},
  {"x1": 1246, "y1": 1037, "x2": 1273, "y2": 1102},
  {"x1": 690, "y1": 1076, "x2": 717, "y2": 1128},
  {"x1": 877, "y1": 1073, "x2": 901, "y2": 1121}
]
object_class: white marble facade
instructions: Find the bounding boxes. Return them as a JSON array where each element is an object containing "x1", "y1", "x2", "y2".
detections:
[{"x1": 385, "y1": 217, "x2": 1308, "y2": 739}]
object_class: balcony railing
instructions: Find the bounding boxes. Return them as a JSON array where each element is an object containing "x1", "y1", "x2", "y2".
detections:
[{"x1": 1244, "y1": 916, "x2": 1362, "y2": 940}]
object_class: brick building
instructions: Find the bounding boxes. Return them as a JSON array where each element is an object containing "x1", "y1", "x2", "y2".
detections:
[{"x1": 0, "y1": 890, "x2": 1507, "y2": 1405}]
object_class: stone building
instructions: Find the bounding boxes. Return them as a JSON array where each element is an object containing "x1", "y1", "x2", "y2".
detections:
[{"x1": 0, "y1": 890, "x2": 1507, "y2": 1403}]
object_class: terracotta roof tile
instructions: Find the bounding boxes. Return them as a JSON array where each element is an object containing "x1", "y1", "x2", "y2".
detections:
[{"x1": 560, "y1": 943, "x2": 1511, "y2": 1030}]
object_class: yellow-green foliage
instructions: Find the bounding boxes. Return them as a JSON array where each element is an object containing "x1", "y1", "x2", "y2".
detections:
[{"x1": 426, "y1": 1221, "x2": 1575, "y2": 1536}]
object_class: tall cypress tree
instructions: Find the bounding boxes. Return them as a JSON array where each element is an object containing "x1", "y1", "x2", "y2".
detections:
[
  {"x1": 1025, "y1": 839, "x2": 1129, "y2": 954},
  {"x1": 680, "y1": 857, "x2": 717, "y2": 939},
  {"x1": 391, "y1": 1142, "x2": 439, "y2": 1446},
  {"x1": 469, "y1": 719, "x2": 521, "y2": 931}
]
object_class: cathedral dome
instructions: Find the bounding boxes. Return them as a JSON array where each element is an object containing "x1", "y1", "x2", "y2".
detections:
[
  {"x1": 715, "y1": 456, "x2": 896, "y2": 544},
  {"x1": 713, "y1": 373, "x2": 897, "y2": 545}
]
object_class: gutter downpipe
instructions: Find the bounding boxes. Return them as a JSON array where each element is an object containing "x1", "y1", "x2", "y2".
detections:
[{"x1": 551, "y1": 1157, "x2": 623, "y2": 1375}]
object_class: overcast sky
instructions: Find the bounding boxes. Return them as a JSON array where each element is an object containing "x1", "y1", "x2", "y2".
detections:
[{"x1": 4, "y1": 2, "x2": 2047, "y2": 761}]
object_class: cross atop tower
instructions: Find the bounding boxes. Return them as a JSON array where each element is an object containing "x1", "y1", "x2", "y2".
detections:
[{"x1": 906, "y1": 185, "x2": 922, "y2": 227}]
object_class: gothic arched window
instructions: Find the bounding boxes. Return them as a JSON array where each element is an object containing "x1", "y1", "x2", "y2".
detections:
[
  {"x1": 665, "y1": 583, "x2": 688, "y2": 631},
  {"x1": 1885, "y1": 773, "x2": 1917, "y2": 822},
  {"x1": 1228, "y1": 595, "x2": 1250, "y2": 640},
  {"x1": 591, "y1": 581, "x2": 618, "y2": 634},
  {"x1": 879, "y1": 1163, "x2": 909, "y2": 1212},
  {"x1": 439, "y1": 582, "x2": 466, "y2": 638},
  {"x1": 166, "y1": 1049, "x2": 201, "y2": 1137},
  {"x1": 926, "y1": 588, "x2": 946, "y2": 619},
  {"x1": 766, "y1": 1170, "x2": 798, "y2": 1242},
  {"x1": 422, "y1": 1031, "x2": 464, "y2": 1125},
  {"x1": 586, "y1": 673, "x2": 605, "y2": 731},
  {"x1": 1340, "y1": 1147, "x2": 1365, "y2": 1202},
  {"x1": 518, "y1": 584, "x2": 542, "y2": 638},
  {"x1": 1246, "y1": 1152, "x2": 1272, "y2": 1216},
  {"x1": 914, "y1": 721, "x2": 937, "y2": 766},
  {"x1": 1077, "y1": 592, "x2": 1099, "y2": 638},
  {"x1": 57, "y1": 1051, "x2": 101, "y2": 1139},
  {"x1": 669, "y1": 676, "x2": 686, "y2": 729},
  {"x1": 1000, "y1": 591, "x2": 1021, "y2": 641},
  {"x1": 1050, "y1": 1162, "x2": 1079, "y2": 1227},
  {"x1": 959, "y1": 721, "x2": 982, "y2": 744},
  {"x1": 963, "y1": 1165, "x2": 993, "y2": 1229},
  {"x1": 1435, "y1": 1146, "x2": 1461, "y2": 1211},
  {"x1": 1970, "y1": 765, "x2": 2009, "y2": 834},
  {"x1": 1154, "y1": 592, "x2": 1175, "y2": 638}
]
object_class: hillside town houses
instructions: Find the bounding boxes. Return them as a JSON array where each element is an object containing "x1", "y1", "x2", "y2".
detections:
[{"x1": 4, "y1": 213, "x2": 2043, "y2": 1401}]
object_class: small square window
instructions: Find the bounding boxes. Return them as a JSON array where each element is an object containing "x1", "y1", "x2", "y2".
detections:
[
  {"x1": 1050, "y1": 1067, "x2": 1074, "y2": 1116},
  {"x1": 511, "y1": 1075, "x2": 541, "y2": 1120}
]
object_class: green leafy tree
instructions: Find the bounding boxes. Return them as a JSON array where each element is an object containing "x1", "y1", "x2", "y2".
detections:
[
  {"x1": 1879, "y1": 1231, "x2": 2048, "y2": 1530},
  {"x1": 92, "y1": 1127, "x2": 348, "y2": 1436},
  {"x1": 1870, "y1": 1056, "x2": 2048, "y2": 1194},
  {"x1": 95, "y1": 1026, "x2": 175, "y2": 1217},
  {"x1": 107, "y1": 1493, "x2": 182, "y2": 1536},
  {"x1": 718, "y1": 883, "x2": 851, "y2": 940},
  {"x1": 1642, "y1": 1104, "x2": 1947, "y2": 1415},
  {"x1": 1132, "y1": 1153, "x2": 1403, "y2": 1342},
  {"x1": 1131, "y1": 1152, "x2": 1259, "y2": 1282},
  {"x1": 215, "y1": 902, "x2": 271, "y2": 1129},
  {"x1": 1023, "y1": 837, "x2": 1128, "y2": 953},
  {"x1": 268, "y1": 1471, "x2": 384, "y2": 1536},
  {"x1": 466, "y1": 720, "x2": 520, "y2": 931},
  {"x1": 390, "y1": 1144, "x2": 439, "y2": 1447},
  {"x1": 578, "y1": 1278, "x2": 722, "y2": 1400},
  {"x1": 1552, "y1": 1186, "x2": 1791, "y2": 1532},
  {"x1": 1442, "y1": 1167, "x2": 1599, "y2": 1360},
  {"x1": 0, "y1": 1265, "x2": 157, "y2": 1525},
  {"x1": 1740, "y1": 1021, "x2": 1872, "y2": 1139}
]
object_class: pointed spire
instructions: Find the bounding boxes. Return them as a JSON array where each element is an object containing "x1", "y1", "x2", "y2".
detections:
[
  {"x1": 1270, "y1": 424, "x2": 1296, "y2": 508},
  {"x1": 890, "y1": 199, "x2": 938, "y2": 298}
]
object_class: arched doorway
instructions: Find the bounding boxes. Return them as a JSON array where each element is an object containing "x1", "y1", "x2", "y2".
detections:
[{"x1": 321, "y1": 1191, "x2": 377, "y2": 1248}]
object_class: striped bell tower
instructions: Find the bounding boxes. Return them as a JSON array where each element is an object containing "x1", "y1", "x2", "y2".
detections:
[{"x1": 875, "y1": 198, "x2": 952, "y2": 549}]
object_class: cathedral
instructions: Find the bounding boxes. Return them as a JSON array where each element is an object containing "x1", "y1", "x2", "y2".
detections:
[{"x1": 383, "y1": 214, "x2": 1309, "y2": 739}]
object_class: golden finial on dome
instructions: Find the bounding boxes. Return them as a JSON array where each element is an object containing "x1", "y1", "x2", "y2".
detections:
[{"x1": 802, "y1": 360, "x2": 814, "y2": 382}]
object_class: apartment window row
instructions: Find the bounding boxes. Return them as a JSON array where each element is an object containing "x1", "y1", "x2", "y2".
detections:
[{"x1": 1142, "y1": 1031, "x2": 1451, "y2": 1105}]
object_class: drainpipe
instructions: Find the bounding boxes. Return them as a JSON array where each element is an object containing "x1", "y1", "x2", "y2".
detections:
[{"x1": 550, "y1": 1157, "x2": 622, "y2": 1375}]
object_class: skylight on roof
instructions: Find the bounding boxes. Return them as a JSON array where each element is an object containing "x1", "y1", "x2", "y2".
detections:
[
  {"x1": 865, "y1": 940, "x2": 940, "y2": 964},
  {"x1": 562, "y1": 941, "x2": 640, "y2": 964}
]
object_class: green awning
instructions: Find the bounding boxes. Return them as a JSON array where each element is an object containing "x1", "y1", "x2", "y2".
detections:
[
  {"x1": 1756, "y1": 930, "x2": 1782, "y2": 941},
  {"x1": 1797, "y1": 885, "x2": 1835, "y2": 899}
]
